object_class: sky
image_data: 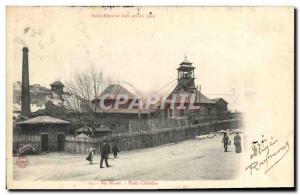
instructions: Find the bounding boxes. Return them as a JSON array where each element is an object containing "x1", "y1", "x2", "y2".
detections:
[{"x1": 7, "y1": 6, "x2": 294, "y2": 111}]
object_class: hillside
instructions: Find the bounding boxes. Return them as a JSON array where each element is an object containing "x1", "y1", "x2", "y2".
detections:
[
  {"x1": 13, "y1": 81, "x2": 51, "y2": 112},
  {"x1": 13, "y1": 81, "x2": 85, "y2": 114}
]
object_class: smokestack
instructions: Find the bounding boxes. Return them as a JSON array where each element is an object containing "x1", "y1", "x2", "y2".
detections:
[{"x1": 21, "y1": 47, "x2": 31, "y2": 117}]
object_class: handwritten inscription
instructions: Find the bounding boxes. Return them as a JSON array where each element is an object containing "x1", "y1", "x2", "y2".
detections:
[{"x1": 245, "y1": 135, "x2": 289, "y2": 175}]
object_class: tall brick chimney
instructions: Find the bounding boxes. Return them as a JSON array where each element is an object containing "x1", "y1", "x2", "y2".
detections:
[{"x1": 21, "y1": 47, "x2": 31, "y2": 117}]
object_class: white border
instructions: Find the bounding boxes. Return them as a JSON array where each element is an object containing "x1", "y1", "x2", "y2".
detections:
[{"x1": 1, "y1": 0, "x2": 299, "y2": 194}]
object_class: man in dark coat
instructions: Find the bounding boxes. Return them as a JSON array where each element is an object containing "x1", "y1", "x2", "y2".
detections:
[
  {"x1": 100, "y1": 142, "x2": 111, "y2": 168},
  {"x1": 222, "y1": 133, "x2": 229, "y2": 152}
]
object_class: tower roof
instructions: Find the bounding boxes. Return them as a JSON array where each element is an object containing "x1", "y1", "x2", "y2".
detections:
[
  {"x1": 177, "y1": 56, "x2": 195, "y2": 71},
  {"x1": 50, "y1": 81, "x2": 65, "y2": 87},
  {"x1": 179, "y1": 56, "x2": 193, "y2": 66}
]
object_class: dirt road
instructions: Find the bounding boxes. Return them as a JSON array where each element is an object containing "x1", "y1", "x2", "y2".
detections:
[{"x1": 13, "y1": 134, "x2": 242, "y2": 181}]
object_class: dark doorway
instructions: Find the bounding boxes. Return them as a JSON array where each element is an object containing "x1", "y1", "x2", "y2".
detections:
[
  {"x1": 179, "y1": 109, "x2": 184, "y2": 116},
  {"x1": 41, "y1": 134, "x2": 48, "y2": 152},
  {"x1": 57, "y1": 133, "x2": 65, "y2": 151}
]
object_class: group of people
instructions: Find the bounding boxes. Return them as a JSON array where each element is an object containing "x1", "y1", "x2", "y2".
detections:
[
  {"x1": 85, "y1": 133, "x2": 241, "y2": 167},
  {"x1": 86, "y1": 142, "x2": 119, "y2": 168},
  {"x1": 222, "y1": 132, "x2": 242, "y2": 153}
]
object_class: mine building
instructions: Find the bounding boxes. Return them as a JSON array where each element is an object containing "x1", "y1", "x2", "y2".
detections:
[
  {"x1": 165, "y1": 57, "x2": 218, "y2": 117},
  {"x1": 75, "y1": 125, "x2": 112, "y2": 137},
  {"x1": 92, "y1": 84, "x2": 141, "y2": 110},
  {"x1": 90, "y1": 84, "x2": 158, "y2": 133},
  {"x1": 16, "y1": 115, "x2": 70, "y2": 152},
  {"x1": 50, "y1": 80, "x2": 65, "y2": 99},
  {"x1": 211, "y1": 98, "x2": 229, "y2": 114}
]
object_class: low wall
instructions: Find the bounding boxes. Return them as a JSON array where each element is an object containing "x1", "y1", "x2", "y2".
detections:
[{"x1": 64, "y1": 119, "x2": 243, "y2": 154}]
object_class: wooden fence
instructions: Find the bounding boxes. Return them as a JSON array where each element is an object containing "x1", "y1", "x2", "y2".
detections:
[{"x1": 64, "y1": 118, "x2": 242, "y2": 154}]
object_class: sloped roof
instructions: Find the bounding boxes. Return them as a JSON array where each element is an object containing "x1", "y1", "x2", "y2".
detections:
[
  {"x1": 198, "y1": 91, "x2": 214, "y2": 104},
  {"x1": 175, "y1": 79, "x2": 196, "y2": 90},
  {"x1": 167, "y1": 89, "x2": 214, "y2": 104},
  {"x1": 50, "y1": 81, "x2": 65, "y2": 87},
  {"x1": 16, "y1": 116, "x2": 70, "y2": 125},
  {"x1": 76, "y1": 125, "x2": 112, "y2": 133},
  {"x1": 211, "y1": 98, "x2": 228, "y2": 104},
  {"x1": 97, "y1": 84, "x2": 136, "y2": 99},
  {"x1": 76, "y1": 133, "x2": 90, "y2": 138},
  {"x1": 95, "y1": 125, "x2": 112, "y2": 132},
  {"x1": 76, "y1": 126, "x2": 92, "y2": 132},
  {"x1": 179, "y1": 56, "x2": 193, "y2": 65}
]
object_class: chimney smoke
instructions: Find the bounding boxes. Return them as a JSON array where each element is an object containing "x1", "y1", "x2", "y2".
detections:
[{"x1": 21, "y1": 47, "x2": 31, "y2": 117}]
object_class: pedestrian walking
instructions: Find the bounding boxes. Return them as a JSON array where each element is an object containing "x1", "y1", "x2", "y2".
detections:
[
  {"x1": 222, "y1": 133, "x2": 229, "y2": 152},
  {"x1": 234, "y1": 132, "x2": 242, "y2": 153},
  {"x1": 112, "y1": 144, "x2": 119, "y2": 158},
  {"x1": 86, "y1": 148, "x2": 95, "y2": 165},
  {"x1": 100, "y1": 142, "x2": 111, "y2": 168}
]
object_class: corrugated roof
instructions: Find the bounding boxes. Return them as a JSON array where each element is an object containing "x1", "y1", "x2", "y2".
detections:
[{"x1": 16, "y1": 116, "x2": 70, "y2": 125}]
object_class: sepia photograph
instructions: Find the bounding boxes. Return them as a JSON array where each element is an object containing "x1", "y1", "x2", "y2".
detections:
[{"x1": 6, "y1": 6, "x2": 294, "y2": 189}]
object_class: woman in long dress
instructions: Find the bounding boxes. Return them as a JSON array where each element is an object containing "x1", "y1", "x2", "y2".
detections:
[
  {"x1": 234, "y1": 133, "x2": 242, "y2": 153},
  {"x1": 86, "y1": 148, "x2": 95, "y2": 164}
]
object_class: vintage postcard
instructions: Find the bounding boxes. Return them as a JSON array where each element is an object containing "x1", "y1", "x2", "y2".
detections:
[{"x1": 6, "y1": 6, "x2": 294, "y2": 189}]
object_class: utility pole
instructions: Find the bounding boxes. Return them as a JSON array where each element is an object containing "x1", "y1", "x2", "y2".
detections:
[
  {"x1": 90, "y1": 109, "x2": 94, "y2": 137},
  {"x1": 138, "y1": 110, "x2": 141, "y2": 132}
]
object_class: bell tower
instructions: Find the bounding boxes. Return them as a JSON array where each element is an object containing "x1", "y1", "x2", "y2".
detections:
[{"x1": 175, "y1": 56, "x2": 196, "y2": 91}]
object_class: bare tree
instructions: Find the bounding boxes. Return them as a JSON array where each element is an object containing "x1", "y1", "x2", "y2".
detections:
[
  {"x1": 64, "y1": 65, "x2": 108, "y2": 136},
  {"x1": 64, "y1": 82, "x2": 84, "y2": 121}
]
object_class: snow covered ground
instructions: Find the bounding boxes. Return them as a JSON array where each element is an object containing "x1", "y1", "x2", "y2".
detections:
[{"x1": 13, "y1": 134, "x2": 242, "y2": 181}]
